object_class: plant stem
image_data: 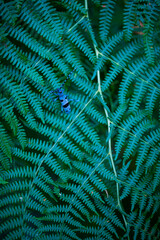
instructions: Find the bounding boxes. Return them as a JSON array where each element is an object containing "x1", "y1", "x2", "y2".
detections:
[{"x1": 83, "y1": 0, "x2": 130, "y2": 235}]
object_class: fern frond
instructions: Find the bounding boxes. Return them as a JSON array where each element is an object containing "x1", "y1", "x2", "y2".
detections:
[
  {"x1": 0, "y1": 124, "x2": 12, "y2": 160},
  {"x1": 102, "y1": 39, "x2": 142, "y2": 91},
  {"x1": 153, "y1": 158, "x2": 160, "y2": 190},
  {"x1": 95, "y1": 197, "x2": 125, "y2": 230},
  {"x1": 110, "y1": 103, "x2": 127, "y2": 124},
  {"x1": 0, "y1": 150, "x2": 10, "y2": 170},
  {"x1": 0, "y1": 97, "x2": 18, "y2": 135},
  {"x1": 20, "y1": 0, "x2": 63, "y2": 44},
  {"x1": 81, "y1": 16, "x2": 97, "y2": 46},
  {"x1": 8, "y1": 25, "x2": 53, "y2": 60},
  {"x1": 136, "y1": 128, "x2": 160, "y2": 173},
  {"x1": 142, "y1": 2, "x2": 160, "y2": 64},
  {"x1": 120, "y1": 170, "x2": 142, "y2": 200},
  {"x1": 99, "y1": 0, "x2": 116, "y2": 42},
  {"x1": 146, "y1": 86, "x2": 159, "y2": 118},
  {"x1": 16, "y1": 123, "x2": 27, "y2": 149},
  {"x1": 143, "y1": 22, "x2": 155, "y2": 65},
  {"x1": 115, "y1": 110, "x2": 146, "y2": 160},
  {"x1": 92, "y1": 31, "x2": 123, "y2": 80},
  {"x1": 123, "y1": 0, "x2": 137, "y2": 41},
  {"x1": 119, "y1": 57, "x2": 148, "y2": 105},
  {"x1": 0, "y1": 41, "x2": 44, "y2": 85},
  {"x1": 67, "y1": 28, "x2": 95, "y2": 63},
  {"x1": 0, "y1": 67, "x2": 29, "y2": 116},
  {"x1": 0, "y1": 1, "x2": 18, "y2": 25},
  {"x1": 60, "y1": 0, "x2": 86, "y2": 16},
  {"x1": 23, "y1": 85, "x2": 44, "y2": 123},
  {"x1": 123, "y1": 119, "x2": 154, "y2": 161}
]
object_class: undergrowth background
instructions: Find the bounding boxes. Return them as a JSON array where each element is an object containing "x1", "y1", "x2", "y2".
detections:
[{"x1": 0, "y1": 0, "x2": 160, "y2": 239}]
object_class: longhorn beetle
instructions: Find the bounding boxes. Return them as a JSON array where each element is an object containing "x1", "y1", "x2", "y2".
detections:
[{"x1": 47, "y1": 68, "x2": 77, "y2": 114}]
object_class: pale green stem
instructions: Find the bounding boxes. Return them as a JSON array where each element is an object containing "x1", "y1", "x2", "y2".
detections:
[
  {"x1": 84, "y1": 0, "x2": 129, "y2": 233},
  {"x1": 95, "y1": 47, "x2": 128, "y2": 231},
  {"x1": 68, "y1": 16, "x2": 86, "y2": 33}
]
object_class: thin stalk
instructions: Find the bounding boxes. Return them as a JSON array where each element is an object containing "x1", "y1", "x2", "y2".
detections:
[
  {"x1": 94, "y1": 47, "x2": 128, "y2": 228},
  {"x1": 82, "y1": 1, "x2": 130, "y2": 235}
]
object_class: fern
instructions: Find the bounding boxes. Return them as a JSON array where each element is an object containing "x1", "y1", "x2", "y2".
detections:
[{"x1": 0, "y1": 0, "x2": 160, "y2": 240}]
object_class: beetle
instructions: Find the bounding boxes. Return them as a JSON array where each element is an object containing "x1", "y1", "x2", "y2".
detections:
[
  {"x1": 47, "y1": 68, "x2": 77, "y2": 114},
  {"x1": 54, "y1": 87, "x2": 71, "y2": 114}
]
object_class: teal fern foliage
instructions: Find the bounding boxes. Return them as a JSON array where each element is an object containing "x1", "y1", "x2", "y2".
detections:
[{"x1": 0, "y1": 0, "x2": 160, "y2": 239}]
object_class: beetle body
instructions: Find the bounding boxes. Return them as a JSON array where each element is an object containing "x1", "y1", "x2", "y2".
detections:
[
  {"x1": 46, "y1": 68, "x2": 77, "y2": 114},
  {"x1": 55, "y1": 88, "x2": 71, "y2": 114}
]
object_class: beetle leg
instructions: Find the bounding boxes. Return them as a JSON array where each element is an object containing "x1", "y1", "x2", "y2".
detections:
[{"x1": 52, "y1": 97, "x2": 58, "y2": 102}]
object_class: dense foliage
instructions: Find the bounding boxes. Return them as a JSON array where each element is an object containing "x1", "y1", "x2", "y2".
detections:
[{"x1": 0, "y1": 0, "x2": 160, "y2": 239}]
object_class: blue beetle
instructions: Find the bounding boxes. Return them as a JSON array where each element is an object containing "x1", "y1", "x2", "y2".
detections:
[
  {"x1": 48, "y1": 68, "x2": 77, "y2": 114},
  {"x1": 54, "y1": 87, "x2": 71, "y2": 114}
]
